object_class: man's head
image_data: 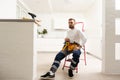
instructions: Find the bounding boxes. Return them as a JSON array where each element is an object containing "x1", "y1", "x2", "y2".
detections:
[{"x1": 68, "y1": 18, "x2": 76, "y2": 29}]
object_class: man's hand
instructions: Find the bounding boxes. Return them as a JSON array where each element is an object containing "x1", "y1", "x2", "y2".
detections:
[
  {"x1": 79, "y1": 45, "x2": 82, "y2": 48},
  {"x1": 65, "y1": 38, "x2": 70, "y2": 42}
]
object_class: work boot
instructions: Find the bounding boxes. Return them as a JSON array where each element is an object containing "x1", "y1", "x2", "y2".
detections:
[
  {"x1": 68, "y1": 69, "x2": 74, "y2": 77},
  {"x1": 40, "y1": 72, "x2": 55, "y2": 79}
]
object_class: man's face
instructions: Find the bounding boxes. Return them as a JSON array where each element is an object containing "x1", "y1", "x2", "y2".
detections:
[{"x1": 68, "y1": 20, "x2": 75, "y2": 29}]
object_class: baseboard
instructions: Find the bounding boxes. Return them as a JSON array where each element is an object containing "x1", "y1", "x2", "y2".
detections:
[{"x1": 87, "y1": 52, "x2": 102, "y2": 60}]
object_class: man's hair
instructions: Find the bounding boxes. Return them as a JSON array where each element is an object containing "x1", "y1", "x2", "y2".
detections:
[{"x1": 68, "y1": 18, "x2": 76, "y2": 22}]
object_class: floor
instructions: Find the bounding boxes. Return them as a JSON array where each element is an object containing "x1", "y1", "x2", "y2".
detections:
[{"x1": 37, "y1": 52, "x2": 120, "y2": 80}]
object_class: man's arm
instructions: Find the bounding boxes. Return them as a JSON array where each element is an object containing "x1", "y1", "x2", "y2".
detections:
[{"x1": 78, "y1": 30, "x2": 87, "y2": 47}]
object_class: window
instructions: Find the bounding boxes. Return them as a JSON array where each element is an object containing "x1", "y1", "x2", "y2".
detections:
[
  {"x1": 115, "y1": 43, "x2": 120, "y2": 60},
  {"x1": 115, "y1": 18, "x2": 120, "y2": 35},
  {"x1": 115, "y1": 0, "x2": 120, "y2": 10}
]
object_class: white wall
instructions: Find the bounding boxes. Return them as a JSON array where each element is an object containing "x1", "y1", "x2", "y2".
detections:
[
  {"x1": 0, "y1": 0, "x2": 16, "y2": 19},
  {"x1": 37, "y1": 13, "x2": 86, "y2": 38},
  {"x1": 16, "y1": 0, "x2": 32, "y2": 19},
  {"x1": 84, "y1": 0, "x2": 102, "y2": 59},
  {"x1": 0, "y1": 0, "x2": 31, "y2": 19}
]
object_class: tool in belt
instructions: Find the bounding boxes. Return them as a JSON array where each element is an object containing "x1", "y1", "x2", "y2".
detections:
[{"x1": 62, "y1": 41, "x2": 80, "y2": 51}]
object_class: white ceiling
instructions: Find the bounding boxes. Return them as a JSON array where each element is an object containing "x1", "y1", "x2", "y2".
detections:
[{"x1": 22, "y1": 0, "x2": 96, "y2": 14}]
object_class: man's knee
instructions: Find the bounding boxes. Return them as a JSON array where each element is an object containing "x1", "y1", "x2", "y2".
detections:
[
  {"x1": 72, "y1": 50, "x2": 81, "y2": 58},
  {"x1": 55, "y1": 52, "x2": 65, "y2": 61}
]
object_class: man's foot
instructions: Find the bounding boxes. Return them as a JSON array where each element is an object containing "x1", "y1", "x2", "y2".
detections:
[
  {"x1": 68, "y1": 69, "x2": 74, "y2": 77},
  {"x1": 40, "y1": 72, "x2": 55, "y2": 79}
]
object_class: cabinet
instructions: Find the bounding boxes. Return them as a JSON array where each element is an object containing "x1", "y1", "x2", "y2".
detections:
[{"x1": 0, "y1": 19, "x2": 37, "y2": 80}]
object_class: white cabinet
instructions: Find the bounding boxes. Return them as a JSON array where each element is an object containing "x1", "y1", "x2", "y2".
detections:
[{"x1": 0, "y1": 19, "x2": 37, "y2": 80}]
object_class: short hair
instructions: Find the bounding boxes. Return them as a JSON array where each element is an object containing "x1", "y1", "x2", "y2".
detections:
[{"x1": 68, "y1": 18, "x2": 76, "y2": 22}]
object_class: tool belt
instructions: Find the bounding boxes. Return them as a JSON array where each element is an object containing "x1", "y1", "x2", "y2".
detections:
[{"x1": 62, "y1": 42, "x2": 80, "y2": 51}]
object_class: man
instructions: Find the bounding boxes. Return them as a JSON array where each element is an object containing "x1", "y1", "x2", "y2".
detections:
[{"x1": 40, "y1": 18, "x2": 87, "y2": 79}]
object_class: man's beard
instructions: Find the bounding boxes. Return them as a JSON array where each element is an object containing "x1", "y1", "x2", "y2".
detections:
[{"x1": 69, "y1": 26, "x2": 74, "y2": 29}]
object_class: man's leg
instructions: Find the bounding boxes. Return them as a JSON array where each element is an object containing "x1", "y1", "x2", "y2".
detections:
[
  {"x1": 41, "y1": 51, "x2": 66, "y2": 79},
  {"x1": 68, "y1": 49, "x2": 81, "y2": 77},
  {"x1": 50, "y1": 51, "x2": 66, "y2": 73}
]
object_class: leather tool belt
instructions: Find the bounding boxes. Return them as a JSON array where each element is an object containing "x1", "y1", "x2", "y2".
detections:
[{"x1": 62, "y1": 42, "x2": 80, "y2": 51}]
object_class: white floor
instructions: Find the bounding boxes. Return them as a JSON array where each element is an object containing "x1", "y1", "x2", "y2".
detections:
[{"x1": 37, "y1": 53, "x2": 120, "y2": 80}]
